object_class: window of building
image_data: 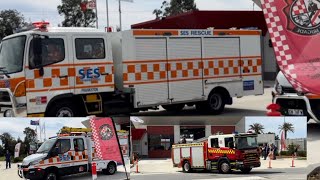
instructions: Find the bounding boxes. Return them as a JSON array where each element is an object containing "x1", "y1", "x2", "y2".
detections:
[
  {"x1": 75, "y1": 38, "x2": 105, "y2": 60},
  {"x1": 73, "y1": 138, "x2": 85, "y2": 152},
  {"x1": 148, "y1": 134, "x2": 173, "y2": 151},
  {"x1": 211, "y1": 138, "x2": 219, "y2": 148},
  {"x1": 29, "y1": 38, "x2": 65, "y2": 69}
]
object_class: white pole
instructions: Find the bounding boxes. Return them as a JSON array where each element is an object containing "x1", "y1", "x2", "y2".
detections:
[
  {"x1": 96, "y1": 0, "x2": 99, "y2": 29},
  {"x1": 106, "y1": 0, "x2": 109, "y2": 28},
  {"x1": 119, "y1": 0, "x2": 122, "y2": 31}
]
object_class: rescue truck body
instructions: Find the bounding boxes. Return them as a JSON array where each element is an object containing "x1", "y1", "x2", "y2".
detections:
[
  {"x1": 0, "y1": 23, "x2": 263, "y2": 117},
  {"x1": 18, "y1": 134, "x2": 117, "y2": 180},
  {"x1": 172, "y1": 133, "x2": 261, "y2": 174}
]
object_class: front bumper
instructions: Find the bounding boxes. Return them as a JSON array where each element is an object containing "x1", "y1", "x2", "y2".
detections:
[
  {"x1": 273, "y1": 93, "x2": 320, "y2": 122},
  {"x1": 0, "y1": 88, "x2": 26, "y2": 117},
  {"x1": 234, "y1": 161, "x2": 261, "y2": 169},
  {"x1": 18, "y1": 164, "x2": 45, "y2": 180}
]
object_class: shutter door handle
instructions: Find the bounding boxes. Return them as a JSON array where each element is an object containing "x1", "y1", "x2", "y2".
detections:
[{"x1": 59, "y1": 75, "x2": 68, "y2": 78}]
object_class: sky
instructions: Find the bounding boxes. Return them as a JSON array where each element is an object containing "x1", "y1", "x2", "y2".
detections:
[
  {"x1": 0, "y1": 118, "x2": 88, "y2": 143},
  {"x1": 245, "y1": 117, "x2": 307, "y2": 139},
  {"x1": 1, "y1": 0, "x2": 261, "y2": 30}
]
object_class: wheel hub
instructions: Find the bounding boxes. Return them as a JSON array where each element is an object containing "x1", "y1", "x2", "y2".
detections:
[
  {"x1": 184, "y1": 163, "x2": 190, "y2": 171},
  {"x1": 57, "y1": 108, "x2": 73, "y2": 117},
  {"x1": 210, "y1": 94, "x2": 222, "y2": 110},
  {"x1": 221, "y1": 163, "x2": 229, "y2": 172},
  {"x1": 109, "y1": 165, "x2": 115, "y2": 173}
]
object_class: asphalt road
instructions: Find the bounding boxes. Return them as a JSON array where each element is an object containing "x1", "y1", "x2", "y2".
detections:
[{"x1": 131, "y1": 168, "x2": 307, "y2": 180}]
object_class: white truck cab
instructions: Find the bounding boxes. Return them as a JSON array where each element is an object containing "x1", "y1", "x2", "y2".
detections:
[
  {"x1": 273, "y1": 71, "x2": 319, "y2": 122},
  {"x1": 18, "y1": 135, "x2": 117, "y2": 180}
]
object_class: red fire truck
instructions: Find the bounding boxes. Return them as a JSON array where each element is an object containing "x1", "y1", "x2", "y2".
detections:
[{"x1": 172, "y1": 133, "x2": 261, "y2": 174}]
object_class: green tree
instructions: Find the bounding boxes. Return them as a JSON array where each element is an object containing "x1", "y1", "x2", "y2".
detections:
[
  {"x1": 57, "y1": 0, "x2": 96, "y2": 27},
  {"x1": 23, "y1": 127, "x2": 37, "y2": 154},
  {"x1": 153, "y1": 0, "x2": 198, "y2": 19},
  {"x1": 0, "y1": 9, "x2": 26, "y2": 40},
  {"x1": 0, "y1": 132, "x2": 17, "y2": 153},
  {"x1": 279, "y1": 122, "x2": 294, "y2": 139},
  {"x1": 275, "y1": 135, "x2": 280, "y2": 140},
  {"x1": 249, "y1": 123, "x2": 264, "y2": 134}
]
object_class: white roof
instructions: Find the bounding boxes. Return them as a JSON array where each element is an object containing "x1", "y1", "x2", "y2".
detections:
[{"x1": 46, "y1": 27, "x2": 104, "y2": 33}]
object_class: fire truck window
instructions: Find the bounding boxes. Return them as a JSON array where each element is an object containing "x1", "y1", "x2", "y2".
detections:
[
  {"x1": 224, "y1": 137, "x2": 234, "y2": 148},
  {"x1": 56, "y1": 139, "x2": 71, "y2": 154},
  {"x1": 211, "y1": 138, "x2": 219, "y2": 148},
  {"x1": 29, "y1": 38, "x2": 65, "y2": 69},
  {"x1": 75, "y1": 38, "x2": 105, "y2": 60},
  {"x1": 73, "y1": 138, "x2": 85, "y2": 152}
]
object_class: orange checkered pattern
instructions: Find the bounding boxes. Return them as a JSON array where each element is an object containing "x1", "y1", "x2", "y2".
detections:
[
  {"x1": 208, "y1": 148, "x2": 235, "y2": 155},
  {"x1": 123, "y1": 57, "x2": 261, "y2": 84},
  {"x1": 25, "y1": 64, "x2": 114, "y2": 91}
]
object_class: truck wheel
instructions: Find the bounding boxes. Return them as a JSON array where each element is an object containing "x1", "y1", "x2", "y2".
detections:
[
  {"x1": 207, "y1": 93, "x2": 225, "y2": 115},
  {"x1": 182, "y1": 161, "x2": 192, "y2": 173},
  {"x1": 218, "y1": 161, "x2": 231, "y2": 174},
  {"x1": 103, "y1": 162, "x2": 117, "y2": 175},
  {"x1": 240, "y1": 168, "x2": 252, "y2": 174},
  {"x1": 44, "y1": 172, "x2": 58, "y2": 180},
  {"x1": 162, "y1": 104, "x2": 185, "y2": 112},
  {"x1": 47, "y1": 102, "x2": 79, "y2": 117}
]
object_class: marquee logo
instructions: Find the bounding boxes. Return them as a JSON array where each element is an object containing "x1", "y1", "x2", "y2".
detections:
[{"x1": 284, "y1": 0, "x2": 320, "y2": 35}]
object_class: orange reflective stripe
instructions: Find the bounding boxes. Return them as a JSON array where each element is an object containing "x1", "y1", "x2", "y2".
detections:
[
  {"x1": 133, "y1": 30, "x2": 179, "y2": 36},
  {"x1": 213, "y1": 30, "x2": 261, "y2": 35}
]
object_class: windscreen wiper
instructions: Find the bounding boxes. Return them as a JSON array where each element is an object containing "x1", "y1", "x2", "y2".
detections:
[{"x1": 0, "y1": 67, "x2": 10, "y2": 78}]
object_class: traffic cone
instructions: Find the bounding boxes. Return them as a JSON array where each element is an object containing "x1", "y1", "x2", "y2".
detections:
[
  {"x1": 291, "y1": 155, "x2": 295, "y2": 167},
  {"x1": 135, "y1": 159, "x2": 140, "y2": 173},
  {"x1": 92, "y1": 162, "x2": 97, "y2": 180}
]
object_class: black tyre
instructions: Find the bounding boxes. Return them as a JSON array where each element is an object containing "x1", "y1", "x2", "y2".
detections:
[
  {"x1": 240, "y1": 168, "x2": 252, "y2": 174},
  {"x1": 182, "y1": 161, "x2": 192, "y2": 173},
  {"x1": 47, "y1": 102, "x2": 80, "y2": 117},
  {"x1": 207, "y1": 92, "x2": 225, "y2": 115},
  {"x1": 162, "y1": 104, "x2": 185, "y2": 112},
  {"x1": 44, "y1": 172, "x2": 58, "y2": 180},
  {"x1": 103, "y1": 162, "x2": 117, "y2": 175},
  {"x1": 218, "y1": 161, "x2": 231, "y2": 174}
]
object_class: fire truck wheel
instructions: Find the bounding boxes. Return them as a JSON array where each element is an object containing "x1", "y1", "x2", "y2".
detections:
[
  {"x1": 44, "y1": 172, "x2": 58, "y2": 180},
  {"x1": 182, "y1": 161, "x2": 192, "y2": 173},
  {"x1": 207, "y1": 93, "x2": 225, "y2": 114},
  {"x1": 103, "y1": 162, "x2": 117, "y2": 175},
  {"x1": 161, "y1": 104, "x2": 185, "y2": 112},
  {"x1": 218, "y1": 161, "x2": 231, "y2": 174},
  {"x1": 47, "y1": 102, "x2": 79, "y2": 117},
  {"x1": 240, "y1": 168, "x2": 252, "y2": 174}
]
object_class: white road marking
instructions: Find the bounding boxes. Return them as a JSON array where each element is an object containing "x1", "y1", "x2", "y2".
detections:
[{"x1": 197, "y1": 177, "x2": 267, "y2": 180}]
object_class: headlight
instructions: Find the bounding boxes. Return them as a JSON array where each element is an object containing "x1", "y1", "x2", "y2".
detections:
[
  {"x1": 4, "y1": 109, "x2": 14, "y2": 117},
  {"x1": 29, "y1": 159, "x2": 42, "y2": 166},
  {"x1": 275, "y1": 83, "x2": 283, "y2": 94}
]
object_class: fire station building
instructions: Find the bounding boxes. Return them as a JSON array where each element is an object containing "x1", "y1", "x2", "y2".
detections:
[
  {"x1": 131, "y1": 10, "x2": 278, "y2": 80},
  {"x1": 132, "y1": 116, "x2": 246, "y2": 158}
]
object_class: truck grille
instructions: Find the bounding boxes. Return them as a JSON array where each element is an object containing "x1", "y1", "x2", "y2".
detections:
[
  {"x1": 243, "y1": 153, "x2": 259, "y2": 165},
  {"x1": 0, "y1": 91, "x2": 10, "y2": 102}
]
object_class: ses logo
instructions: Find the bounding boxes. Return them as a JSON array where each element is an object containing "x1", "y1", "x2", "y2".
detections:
[{"x1": 79, "y1": 68, "x2": 101, "y2": 81}]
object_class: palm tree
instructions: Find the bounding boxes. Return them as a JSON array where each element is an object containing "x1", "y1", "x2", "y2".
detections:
[
  {"x1": 279, "y1": 122, "x2": 295, "y2": 139},
  {"x1": 249, "y1": 123, "x2": 264, "y2": 134}
]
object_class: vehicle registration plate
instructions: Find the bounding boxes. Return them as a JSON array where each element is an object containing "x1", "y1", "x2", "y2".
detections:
[{"x1": 288, "y1": 109, "x2": 304, "y2": 116}]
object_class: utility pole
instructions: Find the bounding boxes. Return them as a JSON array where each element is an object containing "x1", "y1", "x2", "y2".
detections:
[
  {"x1": 119, "y1": 0, "x2": 122, "y2": 31},
  {"x1": 106, "y1": 0, "x2": 110, "y2": 28}
]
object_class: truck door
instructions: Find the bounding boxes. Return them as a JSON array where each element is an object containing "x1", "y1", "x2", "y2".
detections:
[
  {"x1": 133, "y1": 37, "x2": 169, "y2": 105},
  {"x1": 72, "y1": 35, "x2": 114, "y2": 95},
  {"x1": 25, "y1": 35, "x2": 73, "y2": 114},
  {"x1": 72, "y1": 138, "x2": 89, "y2": 173},
  {"x1": 202, "y1": 37, "x2": 242, "y2": 94},
  {"x1": 50, "y1": 139, "x2": 74, "y2": 176},
  {"x1": 167, "y1": 37, "x2": 204, "y2": 102}
]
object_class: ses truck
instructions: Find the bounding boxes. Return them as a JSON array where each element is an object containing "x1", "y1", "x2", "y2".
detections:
[
  {"x1": 0, "y1": 22, "x2": 263, "y2": 117},
  {"x1": 17, "y1": 128, "x2": 126, "y2": 180},
  {"x1": 172, "y1": 133, "x2": 261, "y2": 174}
]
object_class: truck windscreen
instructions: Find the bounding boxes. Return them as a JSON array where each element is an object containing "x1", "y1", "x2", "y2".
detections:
[
  {"x1": 236, "y1": 136, "x2": 258, "y2": 150},
  {"x1": 36, "y1": 138, "x2": 56, "y2": 153},
  {"x1": 0, "y1": 36, "x2": 26, "y2": 75}
]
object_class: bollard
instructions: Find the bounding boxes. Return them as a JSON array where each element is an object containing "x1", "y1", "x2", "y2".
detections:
[
  {"x1": 92, "y1": 162, "x2": 97, "y2": 180},
  {"x1": 135, "y1": 159, "x2": 140, "y2": 173},
  {"x1": 291, "y1": 155, "x2": 295, "y2": 167},
  {"x1": 268, "y1": 158, "x2": 272, "y2": 168}
]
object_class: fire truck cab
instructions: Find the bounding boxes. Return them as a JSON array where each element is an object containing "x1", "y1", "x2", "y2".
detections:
[
  {"x1": 18, "y1": 133, "x2": 117, "y2": 180},
  {"x1": 172, "y1": 133, "x2": 261, "y2": 174}
]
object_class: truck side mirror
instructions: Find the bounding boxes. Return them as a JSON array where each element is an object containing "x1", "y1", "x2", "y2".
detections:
[
  {"x1": 229, "y1": 141, "x2": 235, "y2": 149},
  {"x1": 32, "y1": 37, "x2": 43, "y2": 69}
]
